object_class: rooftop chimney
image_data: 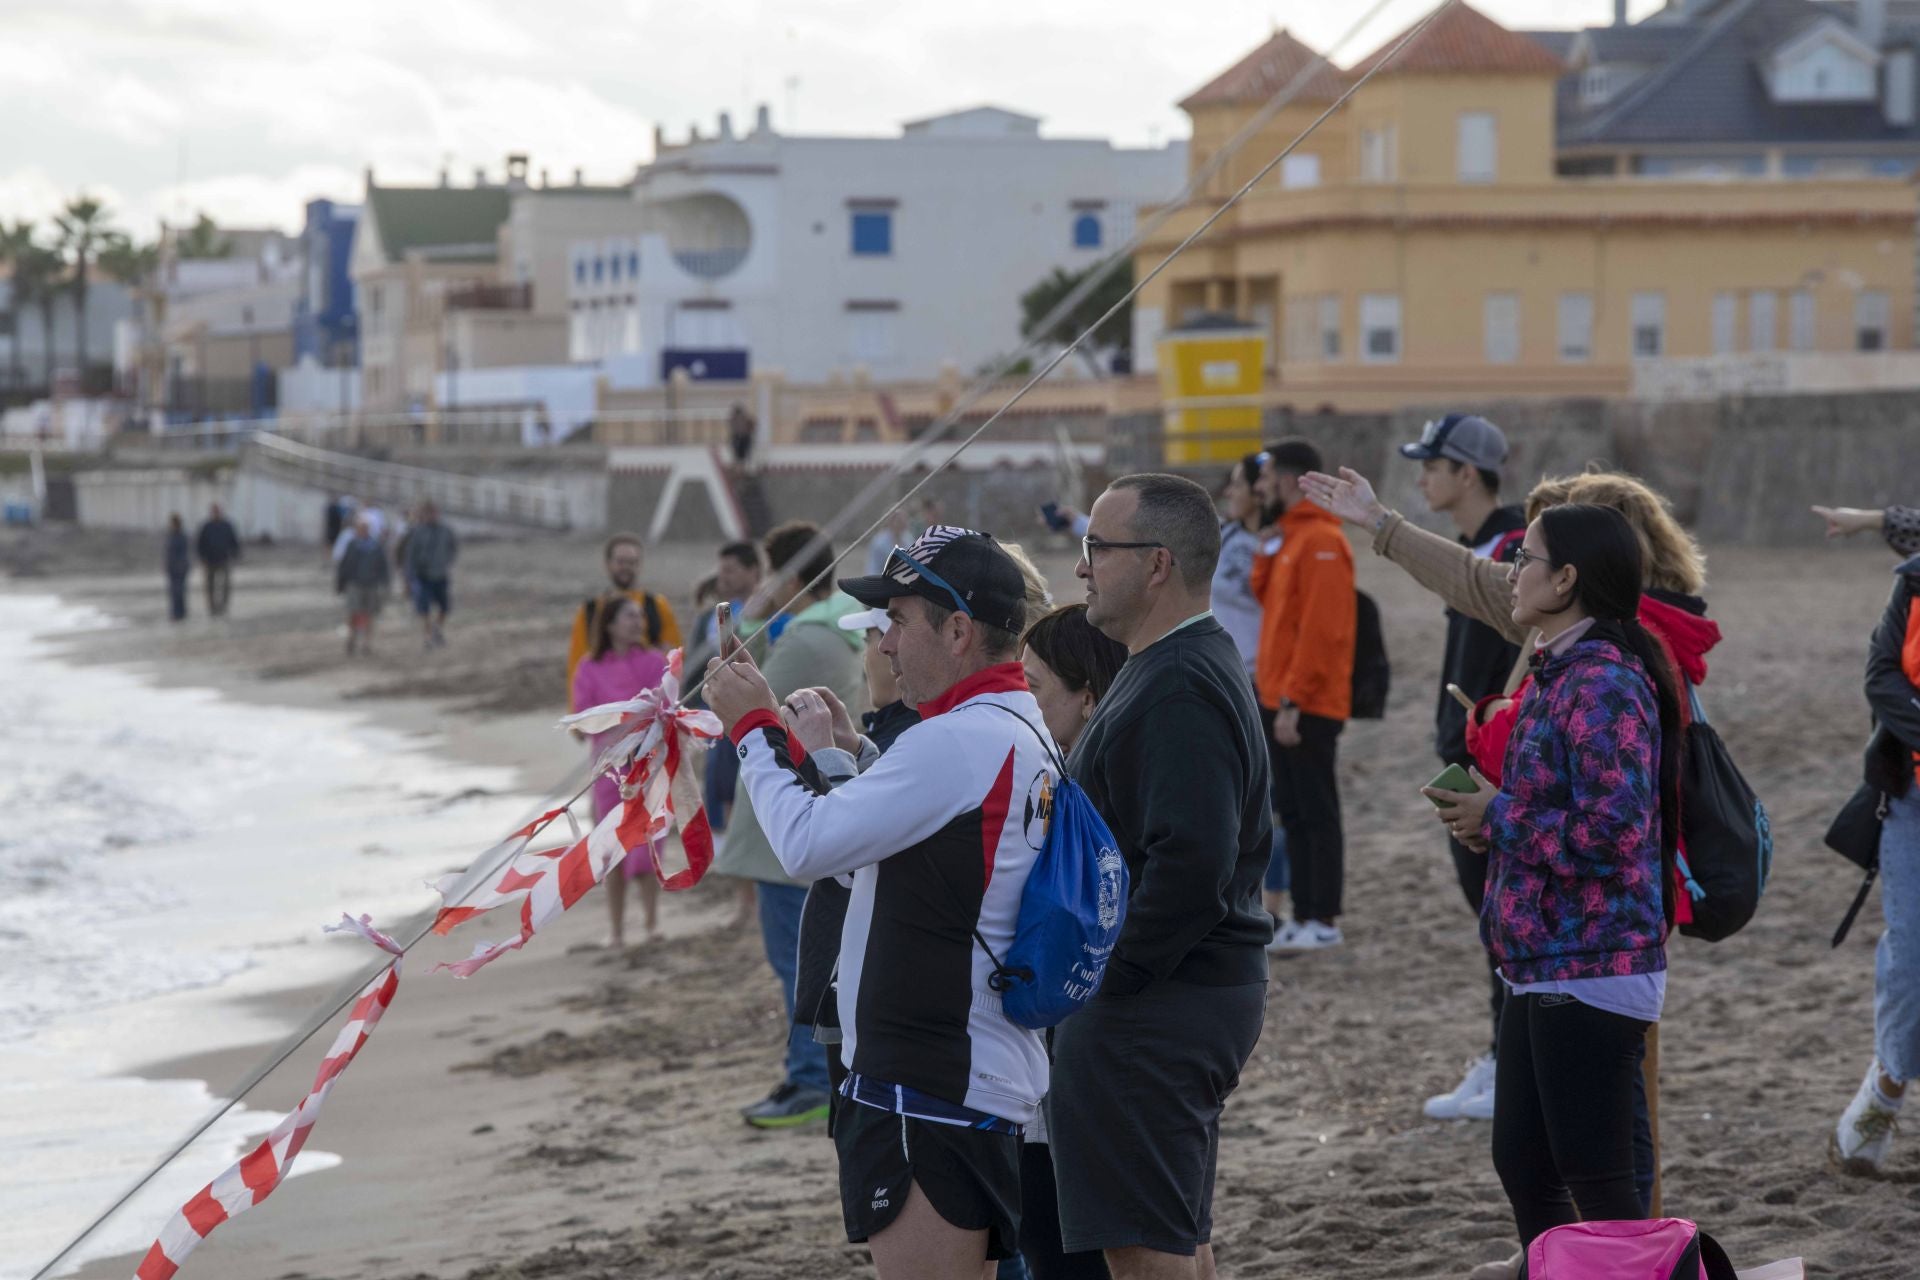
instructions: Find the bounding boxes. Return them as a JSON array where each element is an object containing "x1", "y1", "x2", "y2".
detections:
[
  {"x1": 754, "y1": 103, "x2": 772, "y2": 136},
  {"x1": 1861, "y1": 0, "x2": 1887, "y2": 48},
  {"x1": 718, "y1": 111, "x2": 735, "y2": 140},
  {"x1": 473, "y1": 165, "x2": 486, "y2": 186},
  {"x1": 1614, "y1": 0, "x2": 1629, "y2": 26},
  {"x1": 438, "y1": 166, "x2": 450, "y2": 188},
  {"x1": 572, "y1": 167, "x2": 584, "y2": 186},
  {"x1": 505, "y1": 152, "x2": 530, "y2": 188},
  {"x1": 653, "y1": 123, "x2": 666, "y2": 153},
  {"x1": 539, "y1": 167, "x2": 550, "y2": 188},
  {"x1": 364, "y1": 164, "x2": 376, "y2": 190}
]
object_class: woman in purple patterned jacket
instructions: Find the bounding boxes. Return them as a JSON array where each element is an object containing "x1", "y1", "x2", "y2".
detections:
[{"x1": 1424, "y1": 504, "x2": 1683, "y2": 1248}]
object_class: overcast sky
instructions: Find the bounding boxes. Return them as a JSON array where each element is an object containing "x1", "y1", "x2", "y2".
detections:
[{"x1": 1, "y1": 0, "x2": 1667, "y2": 240}]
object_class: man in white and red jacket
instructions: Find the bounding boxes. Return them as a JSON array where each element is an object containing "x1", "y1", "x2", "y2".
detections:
[{"x1": 705, "y1": 526, "x2": 1053, "y2": 1280}]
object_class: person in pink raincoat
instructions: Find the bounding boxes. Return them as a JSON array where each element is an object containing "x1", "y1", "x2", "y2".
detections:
[{"x1": 571, "y1": 593, "x2": 670, "y2": 946}]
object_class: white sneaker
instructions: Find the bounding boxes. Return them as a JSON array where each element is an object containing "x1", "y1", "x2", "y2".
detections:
[
  {"x1": 1265, "y1": 919, "x2": 1300, "y2": 954},
  {"x1": 1424, "y1": 1053, "x2": 1498, "y2": 1121},
  {"x1": 1831, "y1": 1060, "x2": 1901, "y2": 1175},
  {"x1": 1269, "y1": 920, "x2": 1342, "y2": 952},
  {"x1": 1466, "y1": 1248, "x2": 1523, "y2": 1280}
]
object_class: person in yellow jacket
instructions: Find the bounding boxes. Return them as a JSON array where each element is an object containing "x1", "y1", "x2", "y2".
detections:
[
  {"x1": 566, "y1": 533, "x2": 683, "y2": 685},
  {"x1": 1251, "y1": 438, "x2": 1355, "y2": 952}
]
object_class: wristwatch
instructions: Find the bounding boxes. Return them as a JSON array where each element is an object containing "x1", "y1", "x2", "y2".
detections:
[{"x1": 1370, "y1": 507, "x2": 1395, "y2": 533}]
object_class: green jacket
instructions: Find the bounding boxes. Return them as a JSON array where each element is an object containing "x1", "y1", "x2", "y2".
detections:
[{"x1": 714, "y1": 593, "x2": 866, "y2": 886}]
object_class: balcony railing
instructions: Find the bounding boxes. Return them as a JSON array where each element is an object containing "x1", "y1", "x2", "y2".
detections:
[{"x1": 446, "y1": 283, "x2": 534, "y2": 312}]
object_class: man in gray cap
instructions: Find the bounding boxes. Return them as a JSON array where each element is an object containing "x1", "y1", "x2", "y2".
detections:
[{"x1": 1397, "y1": 413, "x2": 1529, "y2": 1123}]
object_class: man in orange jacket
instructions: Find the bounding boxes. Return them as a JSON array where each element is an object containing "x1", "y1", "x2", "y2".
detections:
[{"x1": 1252, "y1": 438, "x2": 1356, "y2": 952}]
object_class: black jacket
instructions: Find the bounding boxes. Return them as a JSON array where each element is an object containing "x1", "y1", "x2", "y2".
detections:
[
  {"x1": 1865, "y1": 555, "x2": 1920, "y2": 796},
  {"x1": 1068, "y1": 617, "x2": 1274, "y2": 997},
  {"x1": 164, "y1": 530, "x2": 191, "y2": 578},
  {"x1": 195, "y1": 518, "x2": 241, "y2": 567},
  {"x1": 1436, "y1": 506, "x2": 1527, "y2": 765}
]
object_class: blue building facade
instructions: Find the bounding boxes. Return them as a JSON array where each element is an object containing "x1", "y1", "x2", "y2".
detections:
[{"x1": 293, "y1": 198, "x2": 360, "y2": 366}]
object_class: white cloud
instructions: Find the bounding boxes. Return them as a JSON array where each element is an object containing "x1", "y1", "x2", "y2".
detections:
[{"x1": 4, "y1": 0, "x2": 1658, "y2": 239}]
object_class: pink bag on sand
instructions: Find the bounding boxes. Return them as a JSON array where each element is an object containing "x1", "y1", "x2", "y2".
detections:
[{"x1": 1521, "y1": 1219, "x2": 1737, "y2": 1280}]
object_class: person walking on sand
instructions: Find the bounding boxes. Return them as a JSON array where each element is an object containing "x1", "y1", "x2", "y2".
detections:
[
  {"x1": 715, "y1": 521, "x2": 865, "y2": 1130},
  {"x1": 567, "y1": 534, "x2": 683, "y2": 686},
  {"x1": 1819, "y1": 496, "x2": 1920, "y2": 1174},
  {"x1": 403, "y1": 500, "x2": 458, "y2": 649},
  {"x1": 572, "y1": 594, "x2": 670, "y2": 947},
  {"x1": 1056, "y1": 474, "x2": 1273, "y2": 1280},
  {"x1": 1251, "y1": 439, "x2": 1355, "y2": 953},
  {"x1": 704, "y1": 524, "x2": 1050, "y2": 1280},
  {"x1": 336, "y1": 516, "x2": 390, "y2": 657},
  {"x1": 1395, "y1": 415, "x2": 1527, "y2": 1122},
  {"x1": 163, "y1": 514, "x2": 191, "y2": 622},
  {"x1": 1423, "y1": 504, "x2": 1678, "y2": 1253},
  {"x1": 195, "y1": 503, "x2": 241, "y2": 617}
]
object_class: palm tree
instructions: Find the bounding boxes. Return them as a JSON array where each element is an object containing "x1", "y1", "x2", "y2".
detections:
[
  {"x1": 175, "y1": 212, "x2": 232, "y2": 260},
  {"x1": 0, "y1": 220, "x2": 37, "y2": 394},
  {"x1": 55, "y1": 195, "x2": 117, "y2": 387}
]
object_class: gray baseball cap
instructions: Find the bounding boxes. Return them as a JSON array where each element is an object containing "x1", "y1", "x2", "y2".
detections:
[{"x1": 1399, "y1": 414, "x2": 1509, "y2": 474}]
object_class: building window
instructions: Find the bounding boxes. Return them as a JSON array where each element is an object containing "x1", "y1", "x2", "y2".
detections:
[
  {"x1": 851, "y1": 210, "x2": 893, "y2": 256},
  {"x1": 593, "y1": 257, "x2": 604, "y2": 283},
  {"x1": 1072, "y1": 212, "x2": 1102, "y2": 249},
  {"x1": 1749, "y1": 290, "x2": 1778, "y2": 353},
  {"x1": 1558, "y1": 292, "x2": 1594, "y2": 362},
  {"x1": 1359, "y1": 293, "x2": 1400, "y2": 363},
  {"x1": 628, "y1": 251, "x2": 639, "y2": 277},
  {"x1": 1712, "y1": 292, "x2": 1738, "y2": 355},
  {"x1": 573, "y1": 259, "x2": 585, "y2": 285},
  {"x1": 1281, "y1": 153, "x2": 1321, "y2": 190},
  {"x1": 1483, "y1": 292, "x2": 1520, "y2": 364},
  {"x1": 1360, "y1": 126, "x2": 1397, "y2": 183},
  {"x1": 1318, "y1": 295, "x2": 1341, "y2": 360},
  {"x1": 847, "y1": 301, "x2": 899, "y2": 362},
  {"x1": 1631, "y1": 292, "x2": 1665, "y2": 357},
  {"x1": 1856, "y1": 290, "x2": 1890, "y2": 350},
  {"x1": 609, "y1": 255, "x2": 621, "y2": 282},
  {"x1": 1789, "y1": 290, "x2": 1817, "y2": 351},
  {"x1": 1457, "y1": 113, "x2": 1498, "y2": 183}
]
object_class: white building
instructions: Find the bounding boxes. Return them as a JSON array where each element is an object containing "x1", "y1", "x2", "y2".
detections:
[{"x1": 567, "y1": 105, "x2": 1187, "y2": 384}]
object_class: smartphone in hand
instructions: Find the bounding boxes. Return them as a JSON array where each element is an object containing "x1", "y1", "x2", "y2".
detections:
[
  {"x1": 716, "y1": 602, "x2": 736, "y2": 660},
  {"x1": 1424, "y1": 763, "x2": 1476, "y2": 807},
  {"x1": 1040, "y1": 501, "x2": 1070, "y2": 533}
]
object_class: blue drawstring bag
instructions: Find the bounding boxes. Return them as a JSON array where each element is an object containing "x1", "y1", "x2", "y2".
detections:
[{"x1": 970, "y1": 708, "x2": 1129, "y2": 1029}]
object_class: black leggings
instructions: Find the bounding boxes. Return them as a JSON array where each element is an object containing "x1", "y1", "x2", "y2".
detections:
[
  {"x1": 1019, "y1": 1142, "x2": 1110, "y2": 1280},
  {"x1": 1492, "y1": 992, "x2": 1650, "y2": 1245}
]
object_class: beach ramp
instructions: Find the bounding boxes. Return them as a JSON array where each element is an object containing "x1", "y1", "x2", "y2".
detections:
[{"x1": 246, "y1": 433, "x2": 577, "y2": 532}]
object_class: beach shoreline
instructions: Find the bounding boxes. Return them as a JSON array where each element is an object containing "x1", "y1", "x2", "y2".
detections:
[{"x1": 11, "y1": 524, "x2": 1920, "y2": 1279}]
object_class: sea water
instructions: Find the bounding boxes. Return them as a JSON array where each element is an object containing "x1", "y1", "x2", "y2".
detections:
[{"x1": 0, "y1": 596, "x2": 539, "y2": 1276}]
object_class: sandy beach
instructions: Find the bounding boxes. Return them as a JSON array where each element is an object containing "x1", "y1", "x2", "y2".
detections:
[{"x1": 8, "y1": 520, "x2": 1919, "y2": 1280}]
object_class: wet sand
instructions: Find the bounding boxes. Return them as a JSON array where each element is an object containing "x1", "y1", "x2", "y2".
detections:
[{"x1": 9, "y1": 522, "x2": 1916, "y2": 1279}]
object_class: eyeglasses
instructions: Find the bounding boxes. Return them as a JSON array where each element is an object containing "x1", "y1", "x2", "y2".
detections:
[
  {"x1": 1510, "y1": 547, "x2": 1549, "y2": 573},
  {"x1": 1081, "y1": 535, "x2": 1169, "y2": 565},
  {"x1": 888, "y1": 546, "x2": 973, "y2": 616}
]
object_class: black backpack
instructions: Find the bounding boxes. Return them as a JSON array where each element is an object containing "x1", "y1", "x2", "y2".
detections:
[
  {"x1": 1675, "y1": 684, "x2": 1771, "y2": 942},
  {"x1": 1349, "y1": 591, "x2": 1390, "y2": 720}
]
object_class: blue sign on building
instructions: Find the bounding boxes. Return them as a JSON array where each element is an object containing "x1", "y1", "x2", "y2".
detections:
[{"x1": 294, "y1": 199, "x2": 360, "y2": 367}]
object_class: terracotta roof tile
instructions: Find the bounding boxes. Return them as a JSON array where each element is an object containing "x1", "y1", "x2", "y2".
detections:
[
  {"x1": 1180, "y1": 29, "x2": 1347, "y2": 110},
  {"x1": 1349, "y1": 1, "x2": 1569, "y2": 78}
]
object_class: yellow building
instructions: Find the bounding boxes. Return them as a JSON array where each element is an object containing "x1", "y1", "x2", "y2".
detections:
[{"x1": 1134, "y1": 3, "x2": 1916, "y2": 413}]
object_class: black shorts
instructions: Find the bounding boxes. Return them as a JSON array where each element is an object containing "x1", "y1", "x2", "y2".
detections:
[
  {"x1": 834, "y1": 1099, "x2": 1022, "y2": 1260},
  {"x1": 413, "y1": 575, "x2": 451, "y2": 615},
  {"x1": 1048, "y1": 978, "x2": 1267, "y2": 1255}
]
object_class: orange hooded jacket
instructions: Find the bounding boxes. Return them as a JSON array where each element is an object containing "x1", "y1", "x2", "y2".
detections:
[{"x1": 1250, "y1": 500, "x2": 1356, "y2": 720}]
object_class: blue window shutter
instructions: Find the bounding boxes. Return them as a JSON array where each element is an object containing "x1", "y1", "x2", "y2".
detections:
[
  {"x1": 628, "y1": 251, "x2": 640, "y2": 276},
  {"x1": 851, "y1": 211, "x2": 892, "y2": 256},
  {"x1": 1073, "y1": 212, "x2": 1101, "y2": 249}
]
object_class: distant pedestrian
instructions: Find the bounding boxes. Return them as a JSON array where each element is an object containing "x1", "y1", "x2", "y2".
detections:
[
  {"x1": 403, "y1": 500, "x2": 458, "y2": 649},
  {"x1": 728, "y1": 401, "x2": 756, "y2": 467},
  {"x1": 1059, "y1": 473, "x2": 1274, "y2": 1278},
  {"x1": 336, "y1": 516, "x2": 390, "y2": 657},
  {"x1": 1253, "y1": 439, "x2": 1356, "y2": 953},
  {"x1": 572, "y1": 594, "x2": 670, "y2": 947},
  {"x1": 323, "y1": 493, "x2": 347, "y2": 548},
  {"x1": 567, "y1": 534, "x2": 683, "y2": 686},
  {"x1": 689, "y1": 540, "x2": 766, "y2": 932},
  {"x1": 195, "y1": 503, "x2": 241, "y2": 617},
  {"x1": 163, "y1": 514, "x2": 191, "y2": 622}
]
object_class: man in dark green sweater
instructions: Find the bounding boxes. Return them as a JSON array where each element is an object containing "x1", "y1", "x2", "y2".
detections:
[{"x1": 1050, "y1": 472, "x2": 1274, "y2": 1279}]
